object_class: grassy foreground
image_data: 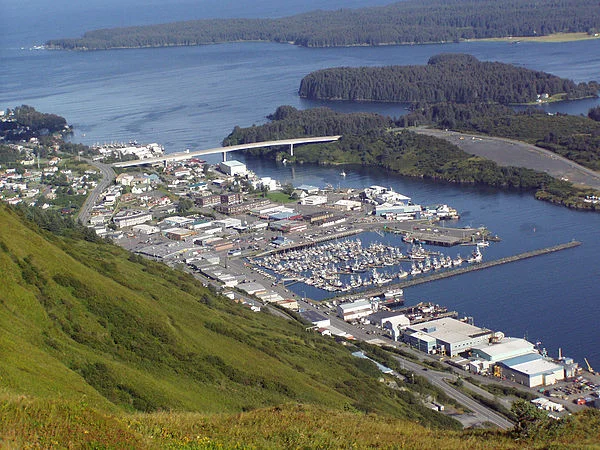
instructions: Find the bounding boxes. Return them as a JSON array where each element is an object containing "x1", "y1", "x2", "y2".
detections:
[{"x1": 1, "y1": 204, "x2": 600, "y2": 448}]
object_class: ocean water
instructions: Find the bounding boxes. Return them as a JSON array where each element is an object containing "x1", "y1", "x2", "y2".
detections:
[{"x1": 1, "y1": 0, "x2": 599, "y2": 367}]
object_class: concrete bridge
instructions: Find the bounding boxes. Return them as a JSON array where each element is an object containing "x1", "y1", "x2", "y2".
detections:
[{"x1": 112, "y1": 135, "x2": 342, "y2": 168}]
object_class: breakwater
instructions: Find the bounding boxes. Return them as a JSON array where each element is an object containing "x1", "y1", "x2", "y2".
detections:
[{"x1": 336, "y1": 241, "x2": 581, "y2": 300}]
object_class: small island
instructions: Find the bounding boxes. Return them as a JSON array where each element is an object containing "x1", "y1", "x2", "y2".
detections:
[{"x1": 299, "y1": 54, "x2": 599, "y2": 105}]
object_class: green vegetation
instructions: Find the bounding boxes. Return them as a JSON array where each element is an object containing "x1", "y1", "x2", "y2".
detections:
[
  {"x1": 2, "y1": 203, "x2": 600, "y2": 447},
  {"x1": 265, "y1": 191, "x2": 295, "y2": 203},
  {"x1": 299, "y1": 54, "x2": 598, "y2": 104},
  {"x1": 46, "y1": 0, "x2": 600, "y2": 50},
  {"x1": 225, "y1": 106, "x2": 598, "y2": 210},
  {"x1": 404, "y1": 104, "x2": 600, "y2": 172},
  {"x1": 0, "y1": 105, "x2": 70, "y2": 141}
]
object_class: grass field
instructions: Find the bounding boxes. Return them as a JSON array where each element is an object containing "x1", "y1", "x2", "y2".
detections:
[{"x1": 475, "y1": 32, "x2": 600, "y2": 43}]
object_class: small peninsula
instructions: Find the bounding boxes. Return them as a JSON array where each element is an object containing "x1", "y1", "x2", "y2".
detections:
[
  {"x1": 298, "y1": 54, "x2": 599, "y2": 104},
  {"x1": 45, "y1": 0, "x2": 600, "y2": 50},
  {"x1": 224, "y1": 106, "x2": 600, "y2": 210}
]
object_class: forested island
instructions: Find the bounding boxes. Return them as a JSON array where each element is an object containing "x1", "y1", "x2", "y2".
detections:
[
  {"x1": 46, "y1": 0, "x2": 600, "y2": 50},
  {"x1": 299, "y1": 54, "x2": 599, "y2": 104},
  {"x1": 224, "y1": 106, "x2": 599, "y2": 210}
]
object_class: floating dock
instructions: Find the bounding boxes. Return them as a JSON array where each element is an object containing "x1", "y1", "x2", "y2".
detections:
[{"x1": 334, "y1": 241, "x2": 581, "y2": 299}]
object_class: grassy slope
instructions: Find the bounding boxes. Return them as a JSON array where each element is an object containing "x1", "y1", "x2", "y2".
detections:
[{"x1": 2, "y1": 205, "x2": 599, "y2": 448}]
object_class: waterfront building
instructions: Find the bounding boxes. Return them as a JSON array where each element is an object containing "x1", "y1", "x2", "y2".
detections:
[
  {"x1": 219, "y1": 160, "x2": 247, "y2": 176},
  {"x1": 337, "y1": 299, "x2": 373, "y2": 322},
  {"x1": 403, "y1": 317, "x2": 492, "y2": 357},
  {"x1": 471, "y1": 338, "x2": 535, "y2": 362},
  {"x1": 498, "y1": 353, "x2": 565, "y2": 387}
]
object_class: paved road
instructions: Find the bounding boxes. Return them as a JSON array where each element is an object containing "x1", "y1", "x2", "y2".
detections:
[
  {"x1": 392, "y1": 355, "x2": 513, "y2": 430},
  {"x1": 414, "y1": 128, "x2": 600, "y2": 190},
  {"x1": 77, "y1": 159, "x2": 116, "y2": 224},
  {"x1": 291, "y1": 297, "x2": 514, "y2": 429}
]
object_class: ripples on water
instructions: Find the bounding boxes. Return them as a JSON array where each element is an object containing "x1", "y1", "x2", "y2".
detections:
[{"x1": 1, "y1": 2, "x2": 599, "y2": 366}]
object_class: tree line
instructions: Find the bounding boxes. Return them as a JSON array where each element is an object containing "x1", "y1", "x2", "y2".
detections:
[
  {"x1": 46, "y1": 0, "x2": 600, "y2": 50},
  {"x1": 299, "y1": 54, "x2": 599, "y2": 104}
]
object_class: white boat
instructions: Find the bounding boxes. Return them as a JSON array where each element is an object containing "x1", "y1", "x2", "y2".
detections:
[
  {"x1": 340, "y1": 170, "x2": 346, "y2": 177},
  {"x1": 467, "y1": 247, "x2": 483, "y2": 264},
  {"x1": 477, "y1": 240, "x2": 490, "y2": 247}
]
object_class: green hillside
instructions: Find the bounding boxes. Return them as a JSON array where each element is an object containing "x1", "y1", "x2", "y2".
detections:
[{"x1": 2, "y1": 204, "x2": 599, "y2": 448}]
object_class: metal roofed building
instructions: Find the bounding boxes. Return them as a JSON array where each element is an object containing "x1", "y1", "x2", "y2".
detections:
[
  {"x1": 403, "y1": 317, "x2": 492, "y2": 357},
  {"x1": 337, "y1": 299, "x2": 373, "y2": 322},
  {"x1": 300, "y1": 310, "x2": 331, "y2": 328},
  {"x1": 472, "y1": 338, "x2": 535, "y2": 363},
  {"x1": 498, "y1": 353, "x2": 565, "y2": 387},
  {"x1": 219, "y1": 160, "x2": 247, "y2": 176}
]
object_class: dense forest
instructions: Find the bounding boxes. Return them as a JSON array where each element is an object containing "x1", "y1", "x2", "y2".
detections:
[
  {"x1": 223, "y1": 105, "x2": 392, "y2": 146},
  {"x1": 299, "y1": 54, "x2": 599, "y2": 104},
  {"x1": 0, "y1": 105, "x2": 70, "y2": 141},
  {"x1": 224, "y1": 107, "x2": 598, "y2": 210},
  {"x1": 46, "y1": 0, "x2": 600, "y2": 50},
  {"x1": 401, "y1": 103, "x2": 600, "y2": 171}
]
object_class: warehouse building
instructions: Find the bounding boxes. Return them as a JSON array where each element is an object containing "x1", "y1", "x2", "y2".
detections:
[
  {"x1": 498, "y1": 353, "x2": 565, "y2": 388},
  {"x1": 472, "y1": 338, "x2": 535, "y2": 362},
  {"x1": 337, "y1": 299, "x2": 373, "y2": 322},
  {"x1": 403, "y1": 317, "x2": 492, "y2": 357},
  {"x1": 219, "y1": 160, "x2": 247, "y2": 176}
]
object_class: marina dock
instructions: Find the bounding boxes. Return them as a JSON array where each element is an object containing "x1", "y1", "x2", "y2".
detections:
[
  {"x1": 387, "y1": 222, "x2": 498, "y2": 246},
  {"x1": 335, "y1": 241, "x2": 581, "y2": 300}
]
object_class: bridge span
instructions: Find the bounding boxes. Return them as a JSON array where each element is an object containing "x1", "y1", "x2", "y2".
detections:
[{"x1": 112, "y1": 135, "x2": 342, "y2": 168}]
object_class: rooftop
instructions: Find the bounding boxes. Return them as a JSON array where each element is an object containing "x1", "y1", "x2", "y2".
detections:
[
  {"x1": 409, "y1": 317, "x2": 491, "y2": 344},
  {"x1": 500, "y1": 353, "x2": 563, "y2": 376}
]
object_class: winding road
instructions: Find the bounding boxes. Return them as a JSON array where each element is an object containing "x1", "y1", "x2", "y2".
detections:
[{"x1": 77, "y1": 159, "x2": 116, "y2": 224}]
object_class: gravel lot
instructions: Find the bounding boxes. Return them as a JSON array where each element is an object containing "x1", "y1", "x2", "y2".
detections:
[{"x1": 414, "y1": 128, "x2": 600, "y2": 191}]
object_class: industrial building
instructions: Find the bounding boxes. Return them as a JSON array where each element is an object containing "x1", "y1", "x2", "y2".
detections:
[
  {"x1": 368, "y1": 311, "x2": 410, "y2": 341},
  {"x1": 403, "y1": 317, "x2": 492, "y2": 357},
  {"x1": 498, "y1": 353, "x2": 565, "y2": 387},
  {"x1": 112, "y1": 210, "x2": 152, "y2": 228},
  {"x1": 337, "y1": 299, "x2": 373, "y2": 322},
  {"x1": 219, "y1": 160, "x2": 247, "y2": 176},
  {"x1": 472, "y1": 338, "x2": 535, "y2": 362}
]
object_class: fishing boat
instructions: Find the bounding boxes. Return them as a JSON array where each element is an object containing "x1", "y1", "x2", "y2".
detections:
[{"x1": 467, "y1": 247, "x2": 483, "y2": 264}]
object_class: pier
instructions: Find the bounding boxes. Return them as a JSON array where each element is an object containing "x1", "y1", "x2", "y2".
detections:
[
  {"x1": 335, "y1": 241, "x2": 581, "y2": 300},
  {"x1": 387, "y1": 221, "x2": 498, "y2": 247},
  {"x1": 254, "y1": 228, "x2": 363, "y2": 257}
]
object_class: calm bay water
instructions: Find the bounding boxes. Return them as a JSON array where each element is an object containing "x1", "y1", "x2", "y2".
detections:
[{"x1": 1, "y1": 1, "x2": 599, "y2": 366}]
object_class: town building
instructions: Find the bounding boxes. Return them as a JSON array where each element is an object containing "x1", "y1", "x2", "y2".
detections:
[
  {"x1": 219, "y1": 160, "x2": 247, "y2": 176},
  {"x1": 194, "y1": 194, "x2": 221, "y2": 207},
  {"x1": 112, "y1": 210, "x2": 152, "y2": 228},
  {"x1": 220, "y1": 193, "x2": 243, "y2": 205}
]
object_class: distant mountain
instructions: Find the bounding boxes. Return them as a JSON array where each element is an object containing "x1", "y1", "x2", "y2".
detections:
[{"x1": 46, "y1": 0, "x2": 600, "y2": 50}]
